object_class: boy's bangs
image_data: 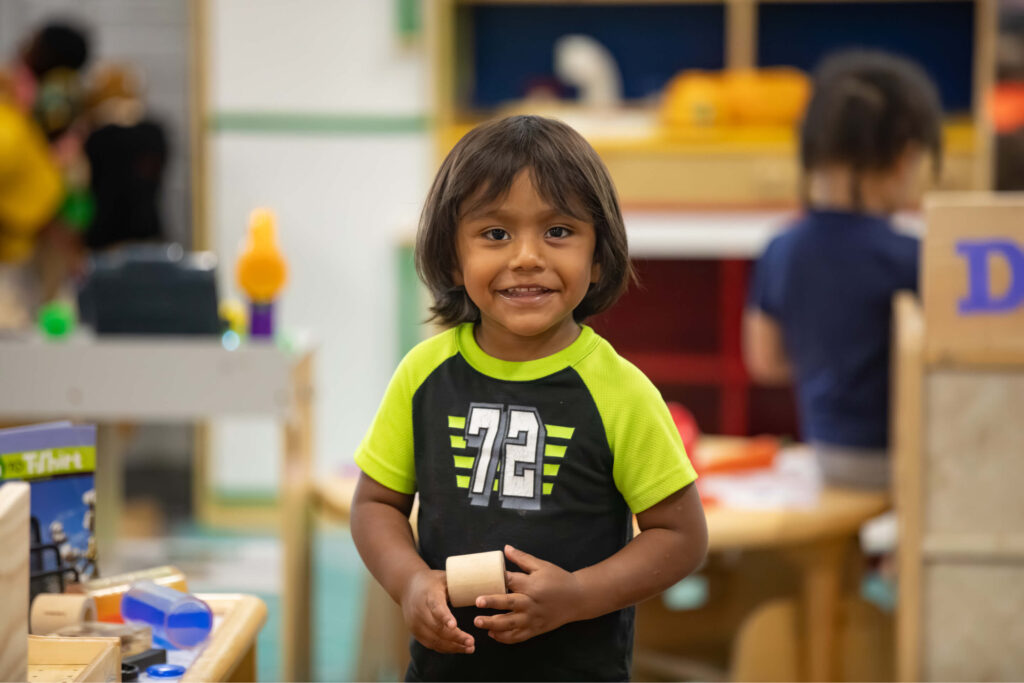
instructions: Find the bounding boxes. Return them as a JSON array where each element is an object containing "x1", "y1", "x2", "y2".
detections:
[{"x1": 453, "y1": 147, "x2": 592, "y2": 223}]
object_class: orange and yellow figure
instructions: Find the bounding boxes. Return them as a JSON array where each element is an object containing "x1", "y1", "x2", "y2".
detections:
[{"x1": 236, "y1": 207, "x2": 287, "y2": 338}]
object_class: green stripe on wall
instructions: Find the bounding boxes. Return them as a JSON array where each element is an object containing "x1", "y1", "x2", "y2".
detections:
[{"x1": 210, "y1": 112, "x2": 430, "y2": 136}]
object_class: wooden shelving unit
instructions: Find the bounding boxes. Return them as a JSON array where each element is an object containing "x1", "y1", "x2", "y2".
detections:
[{"x1": 427, "y1": 0, "x2": 997, "y2": 438}]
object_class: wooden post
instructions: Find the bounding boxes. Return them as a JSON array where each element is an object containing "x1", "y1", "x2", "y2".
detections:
[
  {"x1": 281, "y1": 352, "x2": 315, "y2": 682},
  {"x1": 0, "y1": 482, "x2": 30, "y2": 682}
]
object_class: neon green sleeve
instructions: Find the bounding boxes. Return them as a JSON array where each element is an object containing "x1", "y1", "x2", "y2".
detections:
[
  {"x1": 575, "y1": 340, "x2": 698, "y2": 513},
  {"x1": 353, "y1": 328, "x2": 460, "y2": 494}
]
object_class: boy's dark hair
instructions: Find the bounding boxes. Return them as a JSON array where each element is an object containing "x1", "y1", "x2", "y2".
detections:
[
  {"x1": 800, "y1": 49, "x2": 943, "y2": 206},
  {"x1": 22, "y1": 22, "x2": 91, "y2": 78},
  {"x1": 417, "y1": 115, "x2": 633, "y2": 326}
]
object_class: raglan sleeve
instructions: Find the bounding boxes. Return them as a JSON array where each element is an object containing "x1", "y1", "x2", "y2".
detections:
[
  {"x1": 582, "y1": 353, "x2": 698, "y2": 514},
  {"x1": 353, "y1": 356, "x2": 418, "y2": 495}
]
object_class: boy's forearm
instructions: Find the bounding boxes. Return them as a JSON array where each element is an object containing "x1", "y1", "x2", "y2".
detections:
[
  {"x1": 571, "y1": 526, "x2": 705, "y2": 622},
  {"x1": 350, "y1": 499, "x2": 431, "y2": 604}
]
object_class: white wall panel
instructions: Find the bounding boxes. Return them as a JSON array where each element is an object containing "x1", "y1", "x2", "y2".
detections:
[{"x1": 211, "y1": 0, "x2": 426, "y2": 114}]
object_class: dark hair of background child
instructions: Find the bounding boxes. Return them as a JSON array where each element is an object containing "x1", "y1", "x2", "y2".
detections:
[
  {"x1": 799, "y1": 49, "x2": 944, "y2": 208},
  {"x1": 416, "y1": 115, "x2": 634, "y2": 326},
  {"x1": 22, "y1": 22, "x2": 91, "y2": 77}
]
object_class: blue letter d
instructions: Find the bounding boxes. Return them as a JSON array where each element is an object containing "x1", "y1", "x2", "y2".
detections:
[{"x1": 956, "y1": 240, "x2": 1024, "y2": 314}]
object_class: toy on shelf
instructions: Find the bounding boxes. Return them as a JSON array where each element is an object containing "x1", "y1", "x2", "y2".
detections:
[
  {"x1": 236, "y1": 207, "x2": 287, "y2": 340},
  {"x1": 121, "y1": 580, "x2": 212, "y2": 650},
  {"x1": 660, "y1": 67, "x2": 810, "y2": 129},
  {"x1": 37, "y1": 300, "x2": 76, "y2": 339}
]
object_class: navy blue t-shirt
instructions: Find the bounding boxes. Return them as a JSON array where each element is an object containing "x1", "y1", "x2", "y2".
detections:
[{"x1": 748, "y1": 210, "x2": 919, "y2": 449}]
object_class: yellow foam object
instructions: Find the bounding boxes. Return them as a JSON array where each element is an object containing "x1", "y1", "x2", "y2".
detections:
[
  {"x1": 0, "y1": 102, "x2": 63, "y2": 263},
  {"x1": 236, "y1": 207, "x2": 287, "y2": 303},
  {"x1": 661, "y1": 67, "x2": 810, "y2": 128}
]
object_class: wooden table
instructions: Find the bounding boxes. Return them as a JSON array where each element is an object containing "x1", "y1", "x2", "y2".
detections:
[
  {"x1": 0, "y1": 335, "x2": 314, "y2": 682},
  {"x1": 701, "y1": 486, "x2": 889, "y2": 681},
  {"x1": 309, "y1": 440, "x2": 889, "y2": 682},
  {"x1": 184, "y1": 594, "x2": 268, "y2": 682}
]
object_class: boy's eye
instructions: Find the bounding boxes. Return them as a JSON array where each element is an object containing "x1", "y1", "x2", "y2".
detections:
[
  {"x1": 483, "y1": 228, "x2": 510, "y2": 241},
  {"x1": 546, "y1": 225, "x2": 572, "y2": 238}
]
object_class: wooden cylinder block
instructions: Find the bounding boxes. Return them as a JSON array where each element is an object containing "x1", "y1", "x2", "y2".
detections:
[
  {"x1": 446, "y1": 550, "x2": 507, "y2": 608},
  {"x1": 30, "y1": 594, "x2": 97, "y2": 635}
]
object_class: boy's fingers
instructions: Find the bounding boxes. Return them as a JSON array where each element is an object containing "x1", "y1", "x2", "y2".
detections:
[
  {"x1": 488, "y1": 628, "x2": 526, "y2": 645},
  {"x1": 427, "y1": 594, "x2": 457, "y2": 630},
  {"x1": 504, "y1": 544, "x2": 545, "y2": 572},
  {"x1": 474, "y1": 611, "x2": 520, "y2": 632},
  {"x1": 475, "y1": 591, "x2": 525, "y2": 611},
  {"x1": 504, "y1": 570, "x2": 527, "y2": 593}
]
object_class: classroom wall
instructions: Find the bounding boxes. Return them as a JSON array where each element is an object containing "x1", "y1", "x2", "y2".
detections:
[{"x1": 208, "y1": 0, "x2": 432, "y2": 493}]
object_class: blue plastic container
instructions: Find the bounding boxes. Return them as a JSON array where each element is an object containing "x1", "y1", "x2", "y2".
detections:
[
  {"x1": 121, "y1": 581, "x2": 212, "y2": 649},
  {"x1": 145, "y1": 664, "x2": 186, "y2": 680}
]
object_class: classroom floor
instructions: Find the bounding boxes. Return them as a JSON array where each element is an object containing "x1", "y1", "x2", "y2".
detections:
[{"x1": 112, "y1": 522, "x2": 367, "y2": 681}]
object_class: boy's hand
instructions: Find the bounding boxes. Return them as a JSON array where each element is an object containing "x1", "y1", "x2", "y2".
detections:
[
  {"x1": 472, "y1": 545, "x2": 585, "y2": 644},
  {"x1": 401, "y1": 568, "x2": 475, "y2": 654}
]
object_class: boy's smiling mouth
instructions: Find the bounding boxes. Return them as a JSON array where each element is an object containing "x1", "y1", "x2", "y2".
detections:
[{"x1": 497, "y1": 286, "x2": 555, "y2": 301}]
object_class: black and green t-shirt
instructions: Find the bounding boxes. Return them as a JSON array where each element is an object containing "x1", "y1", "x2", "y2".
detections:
[{"x1": 356, "y1": 323, "x2": 697, "y2": 681}]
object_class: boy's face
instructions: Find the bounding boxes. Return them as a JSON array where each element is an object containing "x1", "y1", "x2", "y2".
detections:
[{"x1": 454, "y1": 169, "x2": 600, "y2": 360}]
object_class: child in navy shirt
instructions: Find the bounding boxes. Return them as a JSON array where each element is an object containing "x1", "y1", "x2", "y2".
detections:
[{"x1": 744, "y1": 50, "x2": 943, "y2": 489}]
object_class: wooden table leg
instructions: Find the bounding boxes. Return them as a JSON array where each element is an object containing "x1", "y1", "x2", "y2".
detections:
[
  {"x1": 791, "y1": 538, "x2": 849, "y2": 682},
  {"x1": 95, "y1": 424, "x2": 128, "y2": 572},
  {"x1": 281, "y1": 353, "x2": 315, "y2": 682}
]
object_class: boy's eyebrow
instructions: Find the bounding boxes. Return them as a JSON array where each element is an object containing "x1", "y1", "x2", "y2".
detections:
[{"x1": 461, "y1": 206, "x2": 588, "y2": 222}]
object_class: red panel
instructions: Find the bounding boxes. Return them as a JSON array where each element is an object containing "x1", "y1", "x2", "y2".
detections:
[{"x1": 590, "y1": 259, "x2": 719, "y2": 354}]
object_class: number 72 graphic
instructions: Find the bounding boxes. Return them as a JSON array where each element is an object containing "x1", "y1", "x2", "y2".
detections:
[{"x1": 464, "y1": 403, "x2": 545, "y2": 510}]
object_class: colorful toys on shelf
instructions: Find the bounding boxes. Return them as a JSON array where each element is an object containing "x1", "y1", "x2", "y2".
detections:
[{"x1": 236, "y1": 207, "x2": 287, "y2": 340}]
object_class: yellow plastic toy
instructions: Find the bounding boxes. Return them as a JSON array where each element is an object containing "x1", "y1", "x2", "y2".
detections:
[
  {"x1": 0, "y1": 102, "x2": 63, "y2": 263},
  {"x1": 236, "y1": 207, "x2": 287, "y2": 338},
  {"x1": 661, "y1": 67, "x2": 811, "y2": 129}
]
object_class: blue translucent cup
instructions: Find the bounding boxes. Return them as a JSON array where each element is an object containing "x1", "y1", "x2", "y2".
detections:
[{"x1": 121, "y1": 581, "x2": 213, "y2": 649}]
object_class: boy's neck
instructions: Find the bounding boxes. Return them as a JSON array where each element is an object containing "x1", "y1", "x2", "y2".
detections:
[
  {"x1": 473, "y1": 319, "x2": 583, "y2": 362},
  {"x1": 806, "y1": 165, "x2": 897, "y2": 215}
]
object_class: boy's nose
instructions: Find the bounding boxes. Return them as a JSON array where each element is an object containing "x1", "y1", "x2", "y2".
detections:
[{"x1": 509, "y1": 236, "x2": 544, "y2": 270}]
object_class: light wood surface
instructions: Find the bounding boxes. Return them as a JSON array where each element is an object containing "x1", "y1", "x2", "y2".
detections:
[
  {"x1": 27, "y1": 636, "x2": 120, "y2": 683},
  {"x1": 281, "y1": 352, "x2": 315, "y2": 683},
  {"x1": 921, "y1": 193, "x2": 1024, "y2": 361},
  {"x1": 184, "y1": 594, "x2": 268, "y2": 683},
  {"x1": 894, "y1": 286, "x2": 1024, "y2": 681},
  {"x1": 893, "y1": 293, "x2": 926, "y2": 683},
  {"x1": 0, "y1": 482, "x2": 30, "y2": 683}
]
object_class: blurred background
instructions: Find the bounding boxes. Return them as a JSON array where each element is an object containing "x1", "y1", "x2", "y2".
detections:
[{"x1": 2, "y1": 0, "x2": 1024, "y2": 681}]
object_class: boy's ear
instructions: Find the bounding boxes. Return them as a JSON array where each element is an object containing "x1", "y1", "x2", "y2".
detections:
[
  {"x1": 452, "y1": 268, "x2": 464, "y2": 286},
  {"x1": 590, "y1": 261, "x2": 601, "y2": 284}
]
